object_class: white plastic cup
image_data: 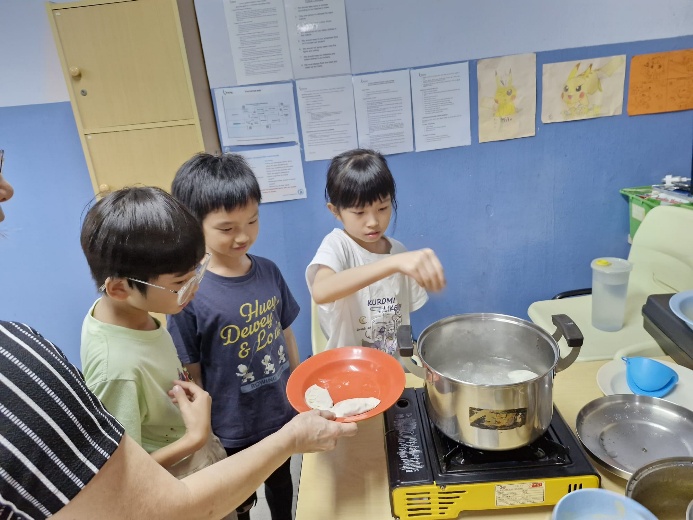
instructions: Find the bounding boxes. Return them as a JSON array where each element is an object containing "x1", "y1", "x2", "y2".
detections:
[{"x1": 591, "y1": 257, "x2": 633, "y2": 332}]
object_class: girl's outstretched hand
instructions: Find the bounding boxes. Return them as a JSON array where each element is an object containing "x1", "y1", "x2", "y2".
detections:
[{"x1": 395, "y1": 248, "x2": 446, "y2": 292}]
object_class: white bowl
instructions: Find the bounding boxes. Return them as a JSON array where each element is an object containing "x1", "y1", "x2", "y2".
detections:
[{"x1": 670, "y1": 290, "x2": 693, "y2": 331}]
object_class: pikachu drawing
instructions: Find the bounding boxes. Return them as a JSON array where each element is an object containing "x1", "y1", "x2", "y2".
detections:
[
  {"x1": 561, "y1": 56, "x2": 625, "y2": 118},
  {"x1": 494, "y1": 71, "x2": 517, "y2": 120}
]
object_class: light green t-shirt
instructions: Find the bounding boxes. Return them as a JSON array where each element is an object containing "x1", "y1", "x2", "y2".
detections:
[{"x1": 81, "y1": 300, "x2": 186, "y2": 454}]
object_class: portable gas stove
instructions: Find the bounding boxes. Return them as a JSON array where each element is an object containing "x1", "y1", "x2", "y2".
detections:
[{"x1": 384, "y1": 388, "x2": 600, "y2": 519}]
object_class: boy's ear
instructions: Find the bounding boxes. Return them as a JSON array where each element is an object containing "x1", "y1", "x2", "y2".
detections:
[
  {"x1": 326, "y1": 203, "x2": 341, "y2": 220},
  {"x1": 102, "y1": 277, "x2": 133, "y2": 301}
]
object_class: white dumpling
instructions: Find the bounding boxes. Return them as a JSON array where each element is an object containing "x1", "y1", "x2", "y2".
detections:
[
  {"x1": 507, "y1": 370, "x2": 538, "y2": 383},
  {"x1": 330, "y1": 397, "x2": 380, "y2": 418},
  {"x1": 304, "y1": 384, "x2": 333, "y2": 410}
]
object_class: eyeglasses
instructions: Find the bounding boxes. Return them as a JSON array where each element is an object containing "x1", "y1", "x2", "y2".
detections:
[
  {"x1": 0, "y1": 150, "x2": 4, "y2": 176},
  {"x1": 100, "y1": 253, "x2": 212, "y2": 306}
]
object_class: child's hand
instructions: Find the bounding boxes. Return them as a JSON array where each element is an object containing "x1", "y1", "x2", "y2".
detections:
[
  {"x1": 169, "y1": 380, "x2": 212, "y2": 448},
  {"x1": 394, "y1": 248, "x2": 446, "y2": 292}
]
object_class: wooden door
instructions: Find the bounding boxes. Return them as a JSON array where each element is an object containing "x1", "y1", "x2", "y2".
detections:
[
  {"x1": 85, "y1": 124, "x2": 203, "y2": 192},
  {"x1": 51, "y1": 0, "x2": 195, "y2": 131}
]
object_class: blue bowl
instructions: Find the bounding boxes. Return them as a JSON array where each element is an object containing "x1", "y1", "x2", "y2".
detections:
[
  {"x1": 552, "y1": 488, "x2": 657, "y2": 519},
  {"x1": 670, "y1": 290, "x2": 693, "y2": 331}
]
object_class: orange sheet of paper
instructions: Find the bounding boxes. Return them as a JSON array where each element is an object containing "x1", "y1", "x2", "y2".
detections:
[{"x1": 627, "y1": 49, "x2": 693, "y2": 116}]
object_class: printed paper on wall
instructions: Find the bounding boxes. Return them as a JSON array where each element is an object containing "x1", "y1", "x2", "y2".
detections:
[
  {"x1": 284, "y1": 0, "x2": 351, "y2": 80},
  {"x1": 213, "y1": 83, "x2": 299, "y2": 148},
  {"x1": 352, "y1": 70, "x2": 414, "y2": 155},
  {"x1": 223, "y1": 0, "x2": 294, "y2": 86},
  {"x1": 410, "y1": 62, "x2": 471, "y2": 152},
  {"x1": 240, "y1": 146, "x2": 306, "y2": 203}
]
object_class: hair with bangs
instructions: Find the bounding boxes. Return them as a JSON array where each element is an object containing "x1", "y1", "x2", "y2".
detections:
[
  {"x1": 325, "y1": 149, "x2": 397, "y2": 213},
  {"x1": 80, "y1": 186, "x2": 206, "y2": 294},
  {"x1": 171, "y1": 152, "x2": 262, "y2": 222}
]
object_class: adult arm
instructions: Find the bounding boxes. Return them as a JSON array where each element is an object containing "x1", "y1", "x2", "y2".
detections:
[
  {"x1": 88, "y1": 379, "x2": 144, "y2": 445},
  {"x1": 54, "y1": 397, "x2": 356, "y2": 520},
  {"x1": 283, "y1": 326, "x2": 300, "y2": 371},
  {"x1": 311, "y1": 248, "x2": 446, "y2": 304}
]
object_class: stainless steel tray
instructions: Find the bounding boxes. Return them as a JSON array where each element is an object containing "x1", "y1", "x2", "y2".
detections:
[{"x1": 576, "y1": 394, "x2": 693, "y2": 479}]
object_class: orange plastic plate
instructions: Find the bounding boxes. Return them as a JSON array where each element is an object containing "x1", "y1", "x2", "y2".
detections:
[{"x1": 286, "y1": 346, "x2": 406, "y2": 422}]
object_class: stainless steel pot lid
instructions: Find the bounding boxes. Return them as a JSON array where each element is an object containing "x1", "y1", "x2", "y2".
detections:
[{"x1": 576, "y1": 394, "x2": 693, "y2": 479}]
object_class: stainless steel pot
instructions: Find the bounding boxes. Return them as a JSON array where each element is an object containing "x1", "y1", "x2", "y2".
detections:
[{"x1": 397, "y1": 313, "x2": 582, "y2": 451}]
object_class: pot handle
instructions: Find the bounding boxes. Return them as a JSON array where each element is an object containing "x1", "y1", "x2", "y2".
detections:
[
  {"x1": 552, "y1": 314, "x2": 584, "y2": 373},
  {"x1": 396, "y1": 324, "x2": 426, "y2": 379}
]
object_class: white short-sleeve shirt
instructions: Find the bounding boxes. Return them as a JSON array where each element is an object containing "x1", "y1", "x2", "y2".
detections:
[{"x1": 306, "y1": 229, "x2": 428, "y2": 353}]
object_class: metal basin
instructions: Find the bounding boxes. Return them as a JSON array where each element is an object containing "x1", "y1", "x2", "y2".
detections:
[
  {"x1": 576, "y1": 395, "x2": 693, "y2": 479},
  {"x1": 626, "y1": 457, "x2": 693, "y2": 520}
]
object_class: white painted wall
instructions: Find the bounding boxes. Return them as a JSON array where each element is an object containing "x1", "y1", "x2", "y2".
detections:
[
  {"x1": 196, "y1": 0, "x2": 693, "y2": 88},
  {"x1": 2, "y1": 0, "x2": 690, "y2": 107},
  {"x1": 0, "y1": 0, "x2": 70, "y2": 107},
  {"x1": 1, "y1": 0, "x2": 692, "y2": 365},
  {"x1": 344, "y1": 0, "x2": 693, "y2": 74}
]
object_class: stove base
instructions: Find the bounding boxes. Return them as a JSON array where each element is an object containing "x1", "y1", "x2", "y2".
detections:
[
  {"x1": 385, "y1": 388, "x2": 601, "y2": 519},
  {"x1": 391, "y1": 475, "x2": 600, "y2": 520}
]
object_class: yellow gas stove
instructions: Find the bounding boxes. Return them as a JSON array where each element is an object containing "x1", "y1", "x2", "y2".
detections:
[{"x1": 384, "y1": 389, "x2": 600, "y2": 519}]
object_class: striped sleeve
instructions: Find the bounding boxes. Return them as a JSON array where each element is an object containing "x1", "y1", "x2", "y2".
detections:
[{"x1": 0, "y1": 321, "x2": 125, "y2": 520}]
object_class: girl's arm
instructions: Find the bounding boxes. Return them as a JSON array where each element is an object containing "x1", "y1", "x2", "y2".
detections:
[
  {"x1": 283, "y1": 326, "x2": 300, "y2": 371},
  {"x1": 311, "y1": 248, "x2": 446, "y2": 304}
]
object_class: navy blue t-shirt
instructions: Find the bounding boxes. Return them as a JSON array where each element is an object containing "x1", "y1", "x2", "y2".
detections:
[{"x1": 168, "y1": 255, "x2": 300, "y2": 448}]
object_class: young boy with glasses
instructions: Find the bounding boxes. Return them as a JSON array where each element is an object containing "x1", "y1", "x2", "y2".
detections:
[
  {"x1": 168, "y1": 153, "x2": 300, "y2": 520},
  {"x1": 79, "y1": 186, "x2": 230, "y2": 483}
]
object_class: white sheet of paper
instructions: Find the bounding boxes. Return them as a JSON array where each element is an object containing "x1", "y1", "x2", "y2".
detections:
[
  {"x1": 213, "y1": 83, "x2": 299, "y2": 147},
  {"x1": 284, "y1": 0, "x2": 351, "y2": 80},
  {"x1": 296, "y1": 75, "x2": 358, "y2": 161},
  {"x1": 240, "y1": 146, "x2": 306, "y2": 203},
  {"x1": 352, "y1": 70, "x2": 414, "y2": 155},
  {"x1": 410, "y1": 62, "x2": 471, "y2": 152},
  {"x1": 223, "y1": 0, "x2": 293, "y2": 86}
]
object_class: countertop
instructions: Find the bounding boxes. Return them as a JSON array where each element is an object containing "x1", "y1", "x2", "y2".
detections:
[{"x1": 295, "y1": 357, "x2": 671, "y2": 520}]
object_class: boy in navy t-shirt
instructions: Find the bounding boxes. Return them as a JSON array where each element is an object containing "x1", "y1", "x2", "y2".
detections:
[{"x1": 168, "y1": 153, "x2": 300, "y2": 520}]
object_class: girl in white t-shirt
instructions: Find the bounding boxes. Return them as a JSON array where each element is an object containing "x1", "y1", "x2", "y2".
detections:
[{"x1": 306, "y1": 149, "x2": 446, "y2": 353}]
